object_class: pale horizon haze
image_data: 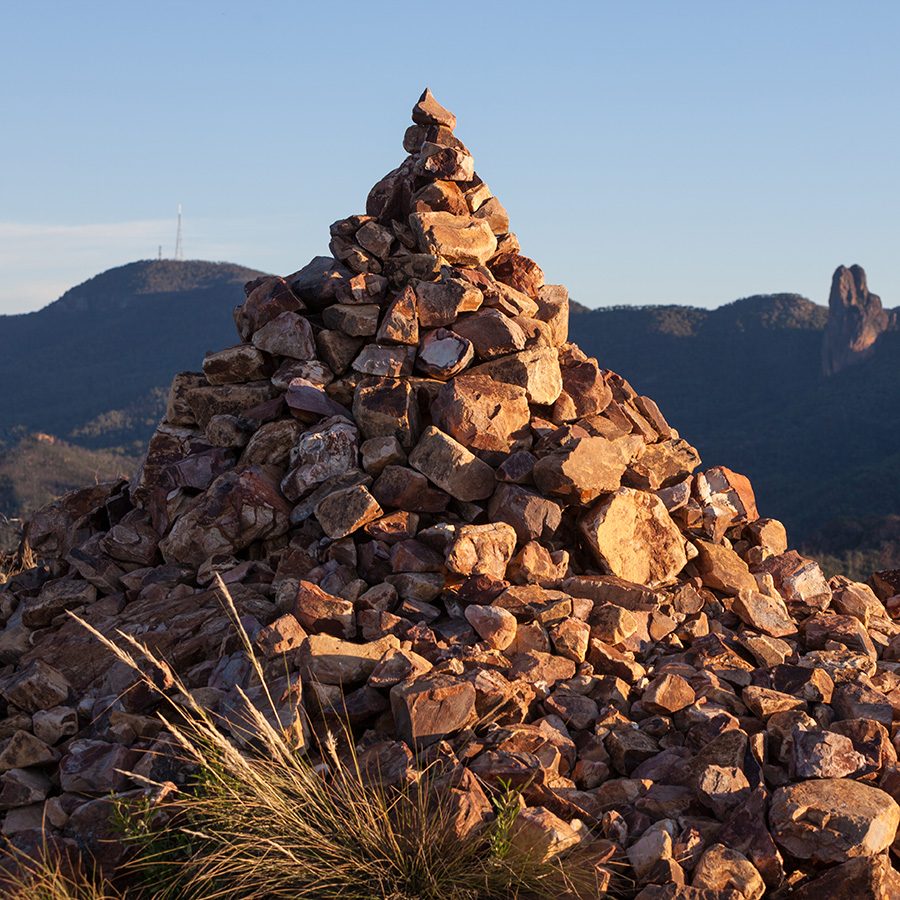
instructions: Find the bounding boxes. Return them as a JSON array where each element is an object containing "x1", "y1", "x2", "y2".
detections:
[{"x1": 1, "y1": 1, "x2": 898, "y2": 315}]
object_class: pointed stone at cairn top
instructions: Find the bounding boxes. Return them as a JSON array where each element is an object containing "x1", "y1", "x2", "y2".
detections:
[{"x1": 412, "y1": 88, "x2": 457, "y2": 129}]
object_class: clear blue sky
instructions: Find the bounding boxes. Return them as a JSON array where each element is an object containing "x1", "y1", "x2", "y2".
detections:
[{"x1": 2, "y1": 1, "x2": 898, "y2": 314}]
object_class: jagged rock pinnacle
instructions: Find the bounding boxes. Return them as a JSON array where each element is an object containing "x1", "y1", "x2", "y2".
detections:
[{"x1": 822, "y1": 263, "x2": 889, "y2": 376}]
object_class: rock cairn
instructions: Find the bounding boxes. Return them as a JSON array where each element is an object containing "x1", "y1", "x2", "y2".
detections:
[{"x1": 3, "y1": 90, "x2": 900, "y2": 896}]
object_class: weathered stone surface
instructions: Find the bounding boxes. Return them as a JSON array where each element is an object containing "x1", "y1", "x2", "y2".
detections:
[
  {"x1": 692, "y1": 844, "x2": 764, "y2": 900},
  {"x1": 533, "y1": 435, "x2": 638, "y2": 504},
  {"x1": 159, "y1": 466, "x2": 291, "y2": 566},
  {"x1": 322, "y1": 303, "x2": 380, "y2": 337},
  {"x1": 412, "y1": 88, "x2": 456, "y2": 128},
  {"x1": 390, "y1": 676, "x2": 476, "y2": 747},
  {"x1": 445, "y1": 523, "x2": 517, "y2": 581},
  {"x1": 755, "y1": 550, "x2": 832, "y2": 610},
  {"x1": 315, "y1": 485, "x2": 382, "y2": 539},
  {"x1": 414, "y1": 278, "x2": 482, "y2": 327},
  {"x1": 203, "y1": 344, "x2": 272, "y2": 385},
  {"x1": 732, "y1": 589, "x2": 797, "y2": 637},
  {"x1": 415, "y1": 328, "x2": 473, "y2": 379},
  {"x1": 353, "y1": 377, "x2": 420, "y2": 450},
  {"x1": 489, "y1": 252, "x2": 545, "y2": 299},
  {"x1": 432, "y1": 374, "x2": 530, "y2": 453},
  {"x1": 643, "y1": 673, "x2": 695, "y2": 714},
  {"x1": 451, "y1": 309, "x2": 526, "y2": 359},
  {"x1": 281, "y1": 416, "x2": 358, "y2": 501},
  {"x1": 789, "y1": 855, "x2": 900, "y2": 900},
  {"x1": 410, "y1": 212, "x2": 497, "y2": 267},
  {"x1": 0, "y1": 660, "x2": 70, "y2": 713},
  {"x1": 770, "y1": 779, "x2": 900, "y2": 864},
  {"x1": 299, "y1": 634, "x2": 400, "y2": 685},
  {"x1": 694, "y1": 540, "x2": 758, "y2": 595},
  {"x1": 251, "y1": 311, "x2": 316, "y2": 359},
  {"x1": 469, "y1": 346, "x2": 562, "y2": 405},
  {"x1": 488, "y1": 483, "x2": 561, "y2": 544},
  {"x1": 464, "y1": 605, "x2": 517, "y2": 650},
  {"x1": 580, "y1": 488, "x2": 688, "y2": 586},
  {"x1": 409, "y1": 427, "x2": 495, "y2": 501},
  {"x1": 791, "y1": 730, "x2": 865, "y2": 779},
  {"x1": 507, "y1": 806, "x2": 581, "y2": 861},
  {"x1": 376, "y1": 285, "x2": 419, "y2": 345}
]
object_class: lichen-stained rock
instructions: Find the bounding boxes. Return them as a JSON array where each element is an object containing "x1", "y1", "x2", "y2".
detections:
[
  {"x1": 580, "y1": 488, "x2": 688, "y2": 587},
  {"x1": 299, "y1": 634, "x2": 400, "y2": 685},
  {"x1": 280, "y1": 416, "x2": 359, "y2": 501},
  {"x1": 291, "y1": 580, "x2": 355, "y2": 639},
  {"x1": 409, "y1": 212, "x2": 497, "y2": 267},
  {"x1": 695, "y1": 465, "x2": 759, "y2": 539},
  {"x1": 412, "y1": 88, "x2": 456, "y2": 129},
  {"x1": 236, "y1": 275, "x2": 304, "y2": 335},
  {"x1": 627, "y1": 438, "x2": 701, "y2": 491},
  {"x1": 408, "y1": 426, "x2": 495, "y2": 501},
  {"x1": 552, "y1": 347, "x2": 613, "y2": 422},
  {"x1": 692, "y1": 843, "x2": 765, "y2": 900},
  {"x1": 0, "y1": 660, "x2": 70, "y2": 713},
  {"x1": 390, "y1": 676, "x2": 476, "y2": 748},
  {"x1": 159, "y1": 466, "x2": 291, "y2": 566},
  {"x1": 754, "y1": 550, "x2": 832, "y2": 611},
  {"x1": 376, "y1": 285, "x2": 419, "y2": 345},
  {"x1": 489, "y1": 252, "x2": 545, "y2": 299},
  {"x1": 788, "y1": 855, "x2": 900, "y2": 900},
  {"x1": 469, "y1": 346, "x2": 562, "y2": 405},
  {"x1": 445, "y1": 523, "x2": 517, "y2": 581},
  {"x1": 535, "y1": 284, "x2": 569, "y2": 346},
  {"x1": 432, "y1": 374, "x2": 530, "y2": 453},
  {"x1": 770, "y1": 779, "x2": 900, "y2": 864},
  {"x1": 322, "y1": 303, "x2": 381, "y2": 337}
]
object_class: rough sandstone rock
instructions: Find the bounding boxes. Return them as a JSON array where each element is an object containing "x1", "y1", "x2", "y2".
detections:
[
  {"x1": 408, "y1": 426, "x2": 495, "y2": 501},
  {"x1": 432, "y1": 374, "x2": 530, "y2": 453},
  {"x1": 409, "y1": 212, "x2": 497, "y2": 267},
  {"x1": 580, "y1": 488, "x2": 688, "y2": 586},
  {"x1": 769, "y1": 779, "x2": 900, "y2": 864}
]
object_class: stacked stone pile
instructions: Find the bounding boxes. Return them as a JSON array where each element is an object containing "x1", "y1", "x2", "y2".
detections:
[{"x1": 3, "y1": 90, "x2": 900, "y2": 896}]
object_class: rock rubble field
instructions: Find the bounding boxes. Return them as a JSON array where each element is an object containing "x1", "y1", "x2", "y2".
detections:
[{"x1": 2, "y1": 90, "x2": 900, "y2": 897}]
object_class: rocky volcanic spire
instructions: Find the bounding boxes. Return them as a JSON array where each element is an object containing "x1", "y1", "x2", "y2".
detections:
[
  {"x1": 821, "y1": 264, "x2": 890, "y2": 376},
  {"x1": 3, "y1": 91, "x2": 900, "y2": 893}
]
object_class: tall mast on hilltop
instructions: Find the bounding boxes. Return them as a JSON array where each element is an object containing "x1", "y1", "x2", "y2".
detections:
[{"x1": 174, "y1": 204, "x2": 184, "y2": 261}]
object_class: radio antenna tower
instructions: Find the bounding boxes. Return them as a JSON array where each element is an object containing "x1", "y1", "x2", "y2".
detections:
[{"x1": 174, "y1": 204, "x2": 184, "y2": 261}]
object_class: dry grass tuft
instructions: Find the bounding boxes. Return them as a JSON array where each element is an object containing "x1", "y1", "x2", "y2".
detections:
[
  {"x1": 0, "y1": 839, "x2": 123, "y2": 900},
  {"x1": 0, "y1": 538, "x2": 36, "y2": 586},
  {"x1": 5, "y1": 576, "x2": 615, "y2": 899}
]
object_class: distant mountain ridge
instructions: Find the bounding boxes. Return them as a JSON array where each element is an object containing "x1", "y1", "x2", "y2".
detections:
[
  {"x1": 40, "y1": 259, "x2": 261, "y2": 315},
  {"x1": 0, "y1": 259, "x2": 263, "y2": 449}
]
